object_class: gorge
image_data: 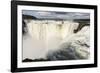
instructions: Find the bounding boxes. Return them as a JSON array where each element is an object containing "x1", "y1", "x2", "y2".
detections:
[{"x1": 22, "y1": 17, "x2": 90, "y2": 62}]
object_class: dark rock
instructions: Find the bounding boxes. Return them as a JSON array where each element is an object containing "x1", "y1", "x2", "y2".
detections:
[{"x1": 22, "y1": 58, "x2": 34, "y2": 62}]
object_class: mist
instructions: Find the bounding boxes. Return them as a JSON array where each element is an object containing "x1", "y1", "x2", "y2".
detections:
[{"x1": 22, "y1": 20, "x2": 90, "y2": 61}]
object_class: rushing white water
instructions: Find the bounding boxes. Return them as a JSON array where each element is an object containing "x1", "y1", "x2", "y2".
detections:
[
  {"x1": 23, "y1": 20, "x2": 90, "y2": 60},
  {"x1": 60, "y1": 26, "x2": 90, "y2": 59}
]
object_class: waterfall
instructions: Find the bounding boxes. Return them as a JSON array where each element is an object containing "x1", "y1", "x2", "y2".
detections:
[{"x1": 23, "y1": 20, "x2": 79, "y2": 60}]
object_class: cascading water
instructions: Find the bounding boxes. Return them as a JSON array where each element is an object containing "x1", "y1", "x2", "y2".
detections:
[{"x1": 22, "y1": 20, "x2": 90, "y2": 61}]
